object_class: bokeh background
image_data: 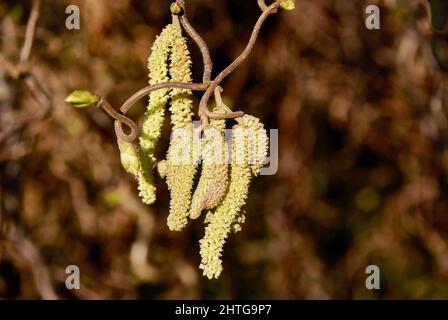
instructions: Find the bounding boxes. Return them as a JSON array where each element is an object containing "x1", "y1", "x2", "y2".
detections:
[{"x1": 1, "y1": 0, "x2": 448, "y2": 299}]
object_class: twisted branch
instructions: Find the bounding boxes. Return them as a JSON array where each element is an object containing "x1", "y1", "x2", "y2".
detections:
[
  {"x1": 198, "y1": 1, "x2": 281, "y2": 123},
  {"x1": 20, "y1": 0, "x2": 40, "y2": 63},
  {"x1": 76, "y1": 0, "x2": 289, "y2": 142},
  {"x1": 257, "y1": 0, "x2": 268, "y2": 11},
  {"x1": 96, "y1": 82, "x2": 210, "y2": 142},
  {"x1": 177, "y1": 0, "x2": 213, "y2": 83}
]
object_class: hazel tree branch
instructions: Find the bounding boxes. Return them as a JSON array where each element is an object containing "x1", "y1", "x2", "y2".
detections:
[
  {"x1": 257, "y1": 0, "x2": 268, "y2": 11},
  {"x1": 176, "y1": 0, "x2": 213, "y2": 83},
  {"x1": 0, "y1": 71, "x2": 51, "y2": 144},
  {"x1": 119, "y1": 82, "x2": 210, "y2": 114},
  {"x1": 20, "y1": 0, "x2": 40, "y2": 63},
  {"x1": 96, "y1": 82, "x2": 210, "y2": 142},
  {"x1": 0, "y1": 55, "x2": 23, "y2": 79},
  {"x1": 68, "y1": 0, "x2": 293, "y2": 143},
  {"x1": 198, "y1": 1, "x2": 282, "y2": 122}
]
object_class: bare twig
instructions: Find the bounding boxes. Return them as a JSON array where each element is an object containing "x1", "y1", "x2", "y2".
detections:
[
  {"x1": 9, "y1": 227, "x2": 58, "y2": 300},
  {"x1": 20, "y1": 0, "x2": 41, "y2": 63},
  {"x1": 258, "y1": 0, "x2": 268, "y2": 11},
  {"x1": 0, "y1": 54, "x2": 22, "y2": 79},
  {"x1": 84, "y1": 0, "x2": 289, "y2": 140},
  {"x1": 0, "y1": 0, "x2": 52, "y2": 145},
  {"x1": 95, "y1": 82, "x2": 210, "y2": 142},
  {"x1": 98, "y1": 98, "x2": 139, "y2": 143},
  {"x1": 177, "y1": 0, "x2": 213, "y2": 82},
  {"x1": 23, "y1": 72, "x2": 51, "y2": 109},
  {"x1": 0, "y1": 72, "x2": 51, "y2": 144},
  {"x1": 119, "y1": 82, "x2": 210, "y2": 114},
  {"x1": 198, "y1": 1, "x2": 281, "y2": 122}
]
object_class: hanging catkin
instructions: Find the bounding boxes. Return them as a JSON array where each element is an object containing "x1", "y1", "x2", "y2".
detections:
[
  {"x1": 190, "y1": 116, "x2": 228, "y2": 220},
  {"x1": 138, "y1": 24, "x2": 178, "y2": 205},
  {"x1": 199, "y1": 115, "x2": 269, "y2": 279},
  {"x1": 164, "y1": 23, "x2": 197, "y2": 231}
]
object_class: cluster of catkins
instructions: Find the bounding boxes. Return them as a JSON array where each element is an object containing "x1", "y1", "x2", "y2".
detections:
[{"x1": 117, "y1": 23, "x2": 269, "y2": 279}]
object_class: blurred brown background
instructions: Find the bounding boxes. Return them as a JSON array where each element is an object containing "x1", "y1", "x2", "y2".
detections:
[{"x1": 1, "y1": 0, "x2": 448, "y2": 299}]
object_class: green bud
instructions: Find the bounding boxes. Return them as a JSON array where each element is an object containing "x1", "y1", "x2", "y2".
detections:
[
  {"x1": 117, "y1": 138, "x2": 140, "y2": 176},
  {"x1": 65, "y1": 90, "x2": 99, "y2": 108},
  {"x1": 280, "y1": 0, "x2": 295, "y2": 11},
  {"x1": 170, "y1": 2, "x2": 182, "y2": 15}
]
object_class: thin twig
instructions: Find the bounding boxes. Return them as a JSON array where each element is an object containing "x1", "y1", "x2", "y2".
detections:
[
  {"x1": 198, "y1": 1, "x2": 281, "y2": 122},
  {"x1": 98, "y1": 98, "x2": 139, "y2": 143},
  {"x1": 120, "y1": 82, "x2": 210, "y2": 114},
  {"x1": 96, "y1": 82, "x2": 210, "y2": 142},
  {"x1": 0, "y1": 0, "x2": 52, "y2": 145},
  {"x1": 0, "y1": 54, "x2": 22, "y2": 79},
  {"x1": 23, "y1": 72, "x2": 51, "y2": 109},
  {"x1": 9, "y1": 227, "x2": 58, "y2": 300},
  {"x1": 20, "y1": 0, "x2": 41, "y2": 63},
  {"x1": 177, "y1": 0, "x2": 213, "y2": 82},
  {"x1": 0, "y1": 72, "x2": 51, "y2": 144},
  {"x1": 81, "y1": 0, "x2": 288, "y2": 141},
  {"x1": 257, "y1": 0, "x2": 268, "y2": 11}
]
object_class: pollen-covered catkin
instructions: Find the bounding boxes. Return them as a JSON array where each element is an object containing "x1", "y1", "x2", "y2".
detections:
[
  {"x1": 165, "y1": 25, "x2": 197, "y2": 231},
  {"x1": 238, "y1": 115, "x2": 269, "y2": 176},
  {"x1": 199, "y1": 115, "x2": 269, "y2": 279},
  {"x1": 169, "y1": 25, "x2": 194, "y2": 128},
  {"x1": 190, "y1": 117, "x2": 228, "y2": 220},
  {"x1": 199, "y1": 123, "x2": 251, "y2": 279},
  {"x1": 166, "y1": 124, "x2": 196, "y2": 231},
  {"x1": 138, "y1": 24, "x2": 178, "y2": 205}
]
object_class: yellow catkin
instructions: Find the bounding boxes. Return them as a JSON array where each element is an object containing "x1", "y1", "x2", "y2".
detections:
[
  {"x1": 165, "y1": 24, "x2": 197, "y2": 231},
  {"x1": 166, "y1": 124, "x2": 196, "y2": 231},
  {"x1": 190, "y1": 118, "x2": 228, "y2": 220},
  {"x1": 199, "y1": 115, "x2": 269, "y2": 279},
  {"x1": 238, "y1": 115, "x2": 269, "y2": 176},
  {"x1": 231, "y1": 115, "x2": 268, "y2": 234},
  {"x1": 138, "y1": 24, "x2": 178, "y2": 205},
  {"x1": 169, "y1": 25, "x2": 194, "y2": 128},
  {"x1": 199, "y1": 124, "x2": 250, "y2": 279}
]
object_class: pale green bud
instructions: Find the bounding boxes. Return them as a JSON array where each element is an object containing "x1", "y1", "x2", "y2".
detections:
[
  {"x1": 170, "y1": 2, "x2": 182, "y2": 15},
  {"x1": 65, "y1": 90, "x2": 99, "y2": 108},
  {"x1": 117, "y1": 138, "x2": 140, "y2": 176},
  {"x1": 280, "y1": 0, "x2": 295, "y2": 11}
]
